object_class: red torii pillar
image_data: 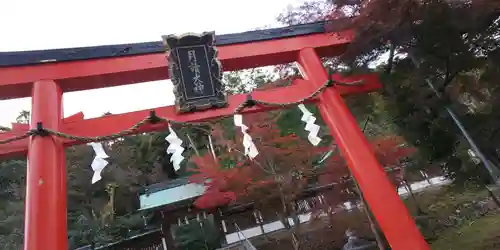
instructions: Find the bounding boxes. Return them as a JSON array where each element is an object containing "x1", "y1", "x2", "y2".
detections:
[
  {"x1": 25, "y1": 80, "x2": 67, "y2": 250},
  {"x1": 297, "y1": 48, "x2": 429, "y2": 250}
]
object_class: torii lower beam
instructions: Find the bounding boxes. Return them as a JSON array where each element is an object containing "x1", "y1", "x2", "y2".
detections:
[{"x1": 0, "y1": 75, "x2": 380, "y2": 158}]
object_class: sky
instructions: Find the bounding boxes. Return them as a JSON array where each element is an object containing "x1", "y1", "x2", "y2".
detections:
[{"x1": 0, "y1": 0, "x2": 306, "y2": 127}]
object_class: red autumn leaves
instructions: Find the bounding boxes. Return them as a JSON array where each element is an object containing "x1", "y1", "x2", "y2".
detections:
[{"x1": 188, "y1": 112, "x2": 416, "y2": 209}]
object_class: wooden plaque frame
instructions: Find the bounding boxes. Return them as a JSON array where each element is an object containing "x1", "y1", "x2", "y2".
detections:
[{"x1": 163, "y1": 32, "x2": 227, "y2": 113}]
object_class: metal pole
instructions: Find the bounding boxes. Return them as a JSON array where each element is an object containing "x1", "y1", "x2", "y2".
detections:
[
  {"x1": 409, "y1": 55, "x2": 500, "y2": 183},
  {"x1": 445, "y1": 106, "x2": 500, "y2": 182}
]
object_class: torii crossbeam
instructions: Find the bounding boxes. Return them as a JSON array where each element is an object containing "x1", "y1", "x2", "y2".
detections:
[{"x1": 0, "y1": 21, "x2": 429, "y2": 250}]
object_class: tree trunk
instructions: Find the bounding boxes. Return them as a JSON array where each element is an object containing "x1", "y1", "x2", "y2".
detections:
[
  {"x1": 290, "y1": 202, "x2": 300, "y2": 228},
  {"x1": 421, "y1": 171, "x2": 432, "y2": 185},
  {"x1": 353, "y1": 179, "x2": 387, "y2": 250},
  {"x1": 483, "y1": 182, "x2": 500, "y2": 208},
  {"x1": 403, "y1": 179, "x2": 424, "y2": 215},
  {"x1": 277, "y1": 183, "x2": 291, "y2": 229},
  {"x1": 269, "y1": 159, "x2": 292, "y2": 229},
  {"x1": 385, "y1": 42, "x2": 396, "y2": 74}
]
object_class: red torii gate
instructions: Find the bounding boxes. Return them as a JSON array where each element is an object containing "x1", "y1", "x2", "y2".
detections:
[{"x1": 0, "y1": 21, "x2": 429, "y2": 250}]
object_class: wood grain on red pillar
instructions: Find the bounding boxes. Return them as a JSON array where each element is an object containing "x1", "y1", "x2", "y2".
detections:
[{"x1": 24, "y1": 80, "x2": 67, "y2": 250}]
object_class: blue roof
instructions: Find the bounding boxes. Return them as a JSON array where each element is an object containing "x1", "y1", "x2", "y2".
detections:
[{"x1": 139, "y1": 177, "x2": 207, "y2": 211}]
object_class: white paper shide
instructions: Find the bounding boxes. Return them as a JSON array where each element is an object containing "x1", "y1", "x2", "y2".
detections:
[
  {"x1": 234, "y1": 114, "x2": 258, "y2": 159},
  {"x1": 298, "y1": 104, "x2": 322, "y2": 146},
  {"x1": 88, "y1": 142, "x2": 109, "y2": 184},
  {"x1": 166, "y1": 125, "x2": 185, "y2": 171}
]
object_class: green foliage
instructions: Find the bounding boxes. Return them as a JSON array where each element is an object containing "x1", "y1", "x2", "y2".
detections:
[
  {"x1": 223, "y1": 68, "x2": 276, "y2": 95},
  {"x1": 0, "y1": 200, "x2": 24, "y2": 249},
  {"x1": 380, "y1": 61, "x2": 460, "y2": 162},
  {"x1": 171, "y1": 215, "x2": 222, "y2": 250},
  {"x1": 0, "y1": 132, "x2": 172, "y2": 249},
  {"x1": 430, "y1": 213, "x2": 500, "y2": 250},
  {"x1": 276, "y1": 105, "x2": 332, "y2": 146},
  {"x1": 0, "y1": 159, "x2": 25, "y2": 249}
]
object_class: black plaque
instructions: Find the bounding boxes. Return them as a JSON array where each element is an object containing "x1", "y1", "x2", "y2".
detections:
[{"x1": 163, "y1": 32, "x2": 227, "y2": 113}]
